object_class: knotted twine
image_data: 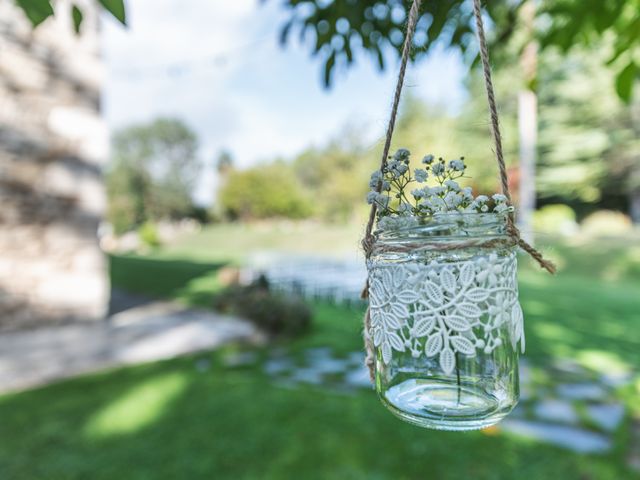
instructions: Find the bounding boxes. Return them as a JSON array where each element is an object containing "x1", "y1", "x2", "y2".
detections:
[{"x1": 360, "y1": 0, "x2": 556, "y2": 381}]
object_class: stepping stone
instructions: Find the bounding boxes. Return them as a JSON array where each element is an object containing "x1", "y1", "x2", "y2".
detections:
[
  {"x1": 509, "y1": 403, "x2": 527, "y2": 418},
  {"x1": 305, "y1": 347, "x2": 333, "y2": 359},
  {"x1": 289, "y1": 367, "x2": 324, "y2": 385},
  {"x1": 263, "y1": 357, "x2": 294, "y2": 375},
  {"x1": 585, "y1": 404, "x2": 625, "y2": 432},
  {"x1": 600, "y1": 372, "x2": 633, "y2": 388},
  {"x1": 552, "y1": 358, "x2": 586, "y2": 376},
  {"x1": 518, "y1": 360, "x2": 532, "y2": 385},
  {"x1": 533, "y1": 399, "x2": 579, "y2": 424},
  {"x1": 519, "y1": 385, "x2": 533, "y2": 402},
  {"x1": 557, "y1": 383, "x2": 607, "y2": 401},
  {"x1": 500, "y1": 419, "x2": 612, "y2": 453},
  {"x1": 344, "y1": 366, "x2": 373, "y2": 389},
  {"x1": 347, "y1": 351, "x2": 365, "y2": 366},
  {"x1": 309, "y1": 357, "x2": 348, "y2": 375}
]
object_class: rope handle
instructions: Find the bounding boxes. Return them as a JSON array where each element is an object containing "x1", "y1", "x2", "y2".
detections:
[
  {"x1": 360, "y1": 0, "x2": 556, "y2": 381},
  {"x1": 362, "y1": 0, "x2": 423, "y2": 250},
  {"x1": 361, "y1": 0, "x2": 555, "y2": 275}
]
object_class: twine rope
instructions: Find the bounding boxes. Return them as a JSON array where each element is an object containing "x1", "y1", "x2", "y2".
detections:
[
  {"x1": 370, "y1": 236, "x2": 518, "y2": 255},
  {"x1": 360, "y1": 0, "x2": 555, "y2": 382},
  {"x1": 470, "y1": 0, "x2": 555, "y2": 275},
  {"x1": 363, "y1": 0, "x2": 423, "y2": 249},
  {"x1": 360, "y1": 0, "x2": 423, "y2": 379}
]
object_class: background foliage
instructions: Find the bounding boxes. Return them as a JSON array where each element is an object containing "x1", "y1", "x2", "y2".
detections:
[
  {"x1": 216, "y1": 42, "x2": 638, "y2": 223},
  {"x1": 106, "y1": 118, "x2": 200, "y2": 234},
  {"x1": 218, "y1": 163, "x2": 313, "y2": 221},
  {"x1": 271, "y1": 0, "x2": 639, "y2": 101},
  {"x1": 14, "y1": 0, "x2": 125, "y2": 30}
]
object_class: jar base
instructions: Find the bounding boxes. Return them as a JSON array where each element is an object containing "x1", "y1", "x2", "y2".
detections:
[{"x1": 380, "y1": 378, "x2": 516, "y2": 431}]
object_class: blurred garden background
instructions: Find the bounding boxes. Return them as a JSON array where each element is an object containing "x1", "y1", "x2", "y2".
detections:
[{"x1": 0, "y1": 0, "x2": 639, "y2": 478}]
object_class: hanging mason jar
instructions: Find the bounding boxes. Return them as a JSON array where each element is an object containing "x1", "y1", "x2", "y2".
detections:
[{"x1": 367, "y1": 212, "x2": 524, "y2": 431}]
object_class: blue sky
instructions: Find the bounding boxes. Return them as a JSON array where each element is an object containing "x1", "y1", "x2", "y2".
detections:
[{"x1": 102, "y1": 0, "x2": 466, "y2": 204}]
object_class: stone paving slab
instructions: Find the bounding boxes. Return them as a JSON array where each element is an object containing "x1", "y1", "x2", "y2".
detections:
[
  {"x1": 556, "y1": 383, "x2": 607, "y2": 401},
  {"x1": 533, "y1": 399, "x2": 579, "y2": 425},
  {"x1": 500, "y1": 419, "x2": 612, "y2": 454},
  {"x1": 586, "y1": 403, "x2": 625, "y2": 432},
  {"x1": 261, "y1": 347, "x2": 636, "y2": 456},
  {"x1": 0, "y1": 301, "x2": 262, "y2": 393}
]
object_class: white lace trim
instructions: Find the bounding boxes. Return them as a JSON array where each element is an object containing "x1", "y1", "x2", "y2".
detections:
[{"x1": 369, "y1": 252, "x2": 524, "y2": 374}]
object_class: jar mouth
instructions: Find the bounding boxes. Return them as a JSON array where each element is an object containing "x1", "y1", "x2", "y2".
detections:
[{"x1": 375, "y1": 211, "x2": 510, "y2": 240}]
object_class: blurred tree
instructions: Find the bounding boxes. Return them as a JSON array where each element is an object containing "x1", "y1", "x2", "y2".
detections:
[
  {"x1": 238, "y1": 101, "x2": 519, "y2": 225},
  {"x1": 536, "y1": 49, "x2": 640, "y2": 219},
  {"x1": 14, "y1": 0, "x2": 126, "y2": 31},
  {"x1": 539, "y1": 0, "x2": 639, "y2": 103},
  {"x1": 271, "y1": 0, "x2": 639, "y2": 100},
  {"x1": 106, "y1": 161, "x2": 148, "y2": 235},
  {"x1": 389, "y1": 97, "x2": 514, "y2": 192},
  {"x1": 218, "y1": 163, "x2": 313, "y2": 220},
  {"x1": 460, "y1": 46, "x2": 640, "y2": 220},
  {"x1": 216, "y1": 150, "x2": 235, "y2": 177},
  {"x1": 271, "y1": 0, "x2": 639, "y2": 238},
  {"x1": 106, "y1": 118, "x2": 200, "y2": 234},
  {"x1": 292, "y1": 125, "x2": 376, "y2": 222},
  {"x1": 274, "y1": 57, "x2": 637, "y2": 224}
]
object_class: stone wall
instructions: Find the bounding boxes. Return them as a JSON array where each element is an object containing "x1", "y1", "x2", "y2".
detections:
[{"x1": 0, "y1": 0, "x2": 108, "y2": 330}]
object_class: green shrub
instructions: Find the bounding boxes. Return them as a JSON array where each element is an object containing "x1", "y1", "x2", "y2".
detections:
[
  {"x1": 213, "y1": 278, "x2": 312, "y2": 337},
  {"x1": 218, "y1": 164, "x2": 313, "y2": 220},
  {"x1": 138, "y1": 221, "x2": 161, "y2": 248},
  {"x1": 581, "y1": 210, "x2": 632, "y2": 236},
  {"x1": 533, "y1": 204, "x2": 578, "y2": 235}
]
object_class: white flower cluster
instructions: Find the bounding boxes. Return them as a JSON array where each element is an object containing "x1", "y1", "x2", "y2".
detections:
[{"x1": 367, "y1": 149, "x2": 512, "y2": 231}]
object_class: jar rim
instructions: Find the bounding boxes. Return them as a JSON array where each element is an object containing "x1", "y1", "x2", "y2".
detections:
[{"x1": 375, "y1": 211, "x2": 510, "y2": 240}]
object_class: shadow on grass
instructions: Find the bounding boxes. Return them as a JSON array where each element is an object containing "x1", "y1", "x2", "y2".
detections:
[
  {"x1": 0, "y1": 352, "x2": 636, "y2": 480},
  {"x1": 1, "y1": 269, "x2": 639, "y2": 478},
  {"x1": 109, "y1": 254, "x2": 227, "y2": 309},
  {"x1": 24, "y1": 249, "x2": 632, "y2": 478},
  {"x1": 519, "y1": 271, "x2": 640, "y2": 375}
]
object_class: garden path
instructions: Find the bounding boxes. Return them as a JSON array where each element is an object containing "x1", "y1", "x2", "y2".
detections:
[
  {"x1": 0, "y1": 298, "x2": 262, "y2": 393},
  {"x1": 220, "y1": 346, "x2": 636, "y2": 462}
]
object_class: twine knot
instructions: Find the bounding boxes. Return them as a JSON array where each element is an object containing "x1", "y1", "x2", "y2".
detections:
[{"x1": 361, "y1": 234, "x2": 376, "y2": 259}]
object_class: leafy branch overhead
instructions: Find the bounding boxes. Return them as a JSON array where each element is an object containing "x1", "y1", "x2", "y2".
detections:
[
  {"x1": 14, "y1": 0, "x2": 126, "y2": 32},
  {"x1": 271, "y1": 0, "x2": 639, "y2": 101}
]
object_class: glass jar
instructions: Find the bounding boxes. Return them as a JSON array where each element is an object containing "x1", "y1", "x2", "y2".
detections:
[{"x1": 367, "y1": 212, "x2": 523, "y2": 430}]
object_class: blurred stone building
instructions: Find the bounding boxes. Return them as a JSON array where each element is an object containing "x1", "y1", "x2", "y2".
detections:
[{"x1": 0, "y1": 1, "x2": 108, "y2": 330}]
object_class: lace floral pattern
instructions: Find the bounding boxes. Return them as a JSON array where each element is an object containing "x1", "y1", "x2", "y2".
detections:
[{"x1": 369, "y1": 252, "x2": 524, "y2": 374}]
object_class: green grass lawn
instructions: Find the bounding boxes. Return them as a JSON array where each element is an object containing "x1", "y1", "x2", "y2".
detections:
[{"x1": 1, "y1": 224, "x2": 639, "y2": 479}]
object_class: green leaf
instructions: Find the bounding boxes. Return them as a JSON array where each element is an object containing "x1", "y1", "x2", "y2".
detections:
[
  {"x1": 615, "y1": 61, "x2": 638, "y2": 103},
  {"x1": 71, "y1": 5, "x2": 83, "y2": 34},
  {"x1": 15, "y1": 0, "x2": 54, "y2": 26},
  {"x1": 279, "y1": 19, "x2": 294, "y2": 45},
  {"x1": 98, "y1": 0, "x2": 126, "y2": 25},
  {"x1": 373, "y1": 44, "x2": 384, "y2": 71},
  {"x1": 343, "y1": 34, "x2": 353, "y2": 64},
  {"x1": 323, "y1": 50, "x2": 336, "y2": 88}
]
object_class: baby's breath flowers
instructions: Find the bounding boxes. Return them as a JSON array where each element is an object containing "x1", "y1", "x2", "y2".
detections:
[{"x1": 367, "y1": 149, "x2": 512, "y2": 231}]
